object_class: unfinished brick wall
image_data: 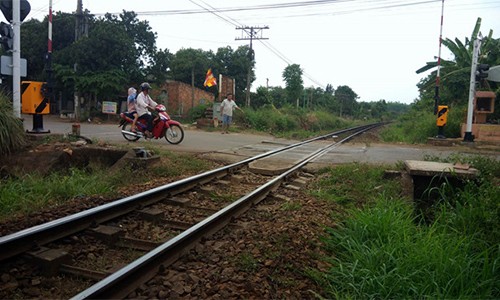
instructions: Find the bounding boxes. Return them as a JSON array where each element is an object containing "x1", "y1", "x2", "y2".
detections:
[
  {"x1": 152, "y1": 80, "x2": 215, "y2": 117},
  {"x1": 218, "y1": 75, "x2": 235, "y2": 102}
]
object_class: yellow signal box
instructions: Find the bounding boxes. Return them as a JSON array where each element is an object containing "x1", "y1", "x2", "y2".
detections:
[
  {"x1": 436, "y1": 105, "x2": 448, "y2": 127},
  {"x1": 21, "y1": 81, "x2": 50, "y2": 114}
]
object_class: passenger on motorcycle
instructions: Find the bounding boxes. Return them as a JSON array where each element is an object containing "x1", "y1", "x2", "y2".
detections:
[
  {"x1": 136, "y1": 82, "x2": 158, "y2": 138},
  {"x1": 126, "y1": 87, "x2": 138, "y2": 132}
]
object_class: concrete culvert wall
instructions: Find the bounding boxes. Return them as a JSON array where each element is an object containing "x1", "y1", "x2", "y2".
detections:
[{"x1": 0, "y1": 146, "x2": 129, "y2": 177}]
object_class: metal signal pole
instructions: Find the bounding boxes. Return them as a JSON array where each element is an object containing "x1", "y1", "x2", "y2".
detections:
[
  {"x1": 434, "y1": 0, "x2": 445, "y2": 115},
  {"x1": 236, "y1": 26, "x2": 268, "y2": 107},
  {"x1": 12, "y1": 0, "x2": 20, "y2": 118}
]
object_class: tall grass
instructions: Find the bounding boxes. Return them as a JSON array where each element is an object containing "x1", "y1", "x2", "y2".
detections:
[
  {"x1": 319, "y1": 199, "x2": 498, "y2": 299},
  {"x1": 0, "y1": 93, "x2": 27, "y2": 155},
  {"x1": 310, "y1": 163, "x2": 402, "y2": 208},
  {"x1": 236, "y1": 105, "x2": 355, "y2": 138},
  {"x1": 0, "y1": 147, "x2": 214, "y2": 219},
  {"x1": 0, "y1": 168, "x2": 125, "y2": 218},
  {"x1": 380, "y1": 106, "x2": 464, "y2": 143},
  {"x1": 310, "y1": 162, "x2": 499, "y2": 299}
]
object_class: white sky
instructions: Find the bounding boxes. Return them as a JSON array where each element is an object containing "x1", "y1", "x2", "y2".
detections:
[{"x1": 25, "y1": 0, "x2": 500, "y2": 104}]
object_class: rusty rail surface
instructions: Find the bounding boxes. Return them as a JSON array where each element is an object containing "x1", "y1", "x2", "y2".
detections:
[{"x1": 71, "y1": 124, "x2": 381, "y2": 299}]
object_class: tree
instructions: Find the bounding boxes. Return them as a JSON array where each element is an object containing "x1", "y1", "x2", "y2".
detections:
[
  {"x1": 282, "y1": 64, "x2": 303, "y2": 107},
  {"x1": 170, "y1": 48, "x2": 209, "y2": 87},
  {"x1": 334, "y1": 85, "x2": 358, "y2": 117},
  {"x1": 416, "y1": 18, "x2": 499, "y2": 107},
  {"x1": 103, "y1": 11, "x2": 157, "y2": 83},
  {"x1": 21, "y1": 12, "x2": 76, "y2": 81},
  {"x1": 251, "y1": 86, "x2": 273, "y2": 108},
  {"x1": 47, "y1": 11, "x2": 159, "y2": 118},
  {"x1": 146, "y1": 48, "x2": 174, "y2": 83}
]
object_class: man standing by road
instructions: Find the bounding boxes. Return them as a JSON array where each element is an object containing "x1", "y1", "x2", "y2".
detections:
[
  {"x1": 136, "y1": 82, "x2": 158, "y2": 138},
  {"x1": 220, "y1": 93, "x2": 243, "y2": 134}
]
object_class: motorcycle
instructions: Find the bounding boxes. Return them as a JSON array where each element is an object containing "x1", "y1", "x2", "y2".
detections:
[{"x1": 119, "y1": 104, "x2": 184, "y2": 144}]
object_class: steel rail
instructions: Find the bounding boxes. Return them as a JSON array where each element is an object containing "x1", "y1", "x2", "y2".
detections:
[
  {"x1": 0, "y1": 123, "x2": 381, "y2": 262},
  {"x1": 71, "y1": 124, "x2": 381, "y2": 299}
]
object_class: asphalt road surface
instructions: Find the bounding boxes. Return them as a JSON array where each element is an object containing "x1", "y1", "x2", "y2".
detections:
[
  {"x1": 21, "y1": 114, "x2": 499, "y2": 165},
  {"x1": 21, "y1": 114, "x2": 287, "y2": 153}
]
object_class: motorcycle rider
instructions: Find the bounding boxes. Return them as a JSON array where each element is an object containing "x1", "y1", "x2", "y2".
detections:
[{"x1": 136, "y1": 82, "x2": 158, "y2": 138}]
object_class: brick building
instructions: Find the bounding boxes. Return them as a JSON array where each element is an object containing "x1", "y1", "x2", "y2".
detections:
[{"x1": 152, "y1": 80, "x2": 215, "y2": 117}]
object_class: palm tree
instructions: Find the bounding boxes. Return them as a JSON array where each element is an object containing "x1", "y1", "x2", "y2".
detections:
[{"x1": 416, "y1": 18, "x2": 498, "y2": 106}]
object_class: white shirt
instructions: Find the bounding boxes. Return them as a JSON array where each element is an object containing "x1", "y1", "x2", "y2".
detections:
[
  {"x1": 221, "y1": 99, "x2": 238, "y2": 117},
  {"x1": 136, "y1": 92, "x2": 158, "y2": 116}
]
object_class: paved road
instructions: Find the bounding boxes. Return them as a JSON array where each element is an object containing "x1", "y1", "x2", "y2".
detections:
[
  {"x1": 21, "y1": 114, "x2": 288, "y2": 153},
  {"x1": 22, "y1": 114, "x2": 499, "y2": 165}
]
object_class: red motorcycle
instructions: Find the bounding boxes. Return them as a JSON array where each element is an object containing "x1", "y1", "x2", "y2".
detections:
[{"x1": 119, "y1": 104, "x2": 184, "y2": 144}]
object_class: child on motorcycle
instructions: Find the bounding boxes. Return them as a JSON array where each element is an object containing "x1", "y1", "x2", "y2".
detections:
[{"x1": 127, "y1": 87, "x2": 138, "y2": 132}]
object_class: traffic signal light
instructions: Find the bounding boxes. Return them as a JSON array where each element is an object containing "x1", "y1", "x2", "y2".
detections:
[
  {"x1": 0, "y1": 21, "x2": 12, "y2": 51},
  {"x1": 476, "y1": 63, "x2": 490, "y2": 82}
]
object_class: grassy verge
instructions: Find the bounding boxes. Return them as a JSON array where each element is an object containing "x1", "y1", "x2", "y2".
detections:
[
  {"x1": 380, "y1": 106, "x2": 464, "y2": 143},
  {"x1": 234, "y1": 106, "x2": 360, "y2": 139},
  {"x1": 309, "y1": 160, "x2": 499, "y2": 299},
  {"x1": 0, "y1": 145, "x2": 212, "y2": 219}
]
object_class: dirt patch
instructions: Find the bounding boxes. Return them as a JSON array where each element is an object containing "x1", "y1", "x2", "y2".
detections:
[{"x1": 0, "y1": 140, "x2": 127, "y2": 178}]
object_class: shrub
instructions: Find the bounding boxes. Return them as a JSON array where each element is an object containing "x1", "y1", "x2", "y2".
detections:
[
  {"x1": 188, "y1": 102, "x2": 211, "y2": 122},
  {"x1": 380, "y1": 105, "x2": 465, "y2": 144},
  {"x1": 0, "y1": 93, "x2": 27, "y2": 156}
]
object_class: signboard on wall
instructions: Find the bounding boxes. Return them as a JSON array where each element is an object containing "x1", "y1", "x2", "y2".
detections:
[{"x1": 102, "y1": 101, "x2": 117, "y2": 114}]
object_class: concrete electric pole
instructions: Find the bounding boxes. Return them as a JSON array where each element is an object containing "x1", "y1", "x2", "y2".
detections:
[
  {"x1": 463, "y1": 36, "x2": 481, "y2": 142},
  {"x1": 235, "y1": 26, "x2": 268, "y2": 107}
]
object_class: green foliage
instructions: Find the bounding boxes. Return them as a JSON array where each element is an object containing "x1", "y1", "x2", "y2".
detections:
[
  {"x1": 416, "y1": 18, "x2": 499, "y2": 109},
  {"x1": 307, "y1": 110, "x2": 349, "y2": 131},
  {"x1": 282, "y1": 64, "x2": 304, "y2": 104},
  {"x1": 319, "y1": 199, "x2": 498, "y2": 299},
  {"x1": 421, "y1": 154, "x2": 500, "y2": 244},
  {"x1": 380, "y1": 105, "x2": 464, "y2": 143},
  {"x1": 310, "y1": 164, "x2": 402, "y2": 208},
  {"x1": 188, "y1": 102, "x2": 211, "y2": 122},
  {"x1": 0, "y1": 168, "x2": 121, "y2": 217},
  {"x1": 309, "y1": 161, "x2": 499, "y2": 299},
  {"x1": 148, "y1": 150, "x2": 212, "y2": 177},
  {"x1": 0, "y1": 94, "x2": 27, "y2": 156},
  {"x1": 236, "y1": 106, "x2": 358, "y2": 138},
  {"x1": 0, "y1": 147, "x2": 212, "y2": 218},
  {"x1": 334, "y1": 85, "x2": 359, "y2": 117},
  {"x1": 242, "y1": 105, "x2": 300, "y2": 133}
]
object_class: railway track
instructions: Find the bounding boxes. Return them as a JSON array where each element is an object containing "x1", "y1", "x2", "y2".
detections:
[{"x1": 0, "y1": 123, "x2": 382, "y2": 299}]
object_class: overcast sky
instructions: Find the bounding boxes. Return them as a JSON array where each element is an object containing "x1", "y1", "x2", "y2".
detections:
[{"x1": 25, "y1": 0, "x2": 500, "y2": 104}]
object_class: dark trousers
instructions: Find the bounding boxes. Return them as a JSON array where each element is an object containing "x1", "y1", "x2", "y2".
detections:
[{"x1": 139, "y1": 114, "x2": 153, "y2": 132}]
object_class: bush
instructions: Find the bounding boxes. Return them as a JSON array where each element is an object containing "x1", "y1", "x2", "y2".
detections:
[
  {"x1": 188, "y1": 102, "x2": 211, "y2": 122},
  {"x1": 237, "y1": 105, "x2": 355, "y2": 137},
  {"x1": 380, "y1": 105, "x2": 465, "y2": 143},
  {"x1": 0, "y1": 93, "x2": 27, "y2": 156}
]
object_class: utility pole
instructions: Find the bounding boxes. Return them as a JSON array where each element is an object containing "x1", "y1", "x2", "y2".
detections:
[
  {"x1": 235, "y1": 25, "x2": 268, "y2": 107},
  {"x1": 73, "y1": 0, "x2": 83, "y2": 121},
  {"x1": 463, "y1": 36, "x2": 481, "y2": 142},
  {"x1": 12, "y1": 0, "x2": 20, "y2": 118}
]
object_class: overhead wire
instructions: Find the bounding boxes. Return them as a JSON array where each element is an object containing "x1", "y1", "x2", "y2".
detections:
[{"x1": 40, "y1": 0, "x2": 497, "y2": 90}]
